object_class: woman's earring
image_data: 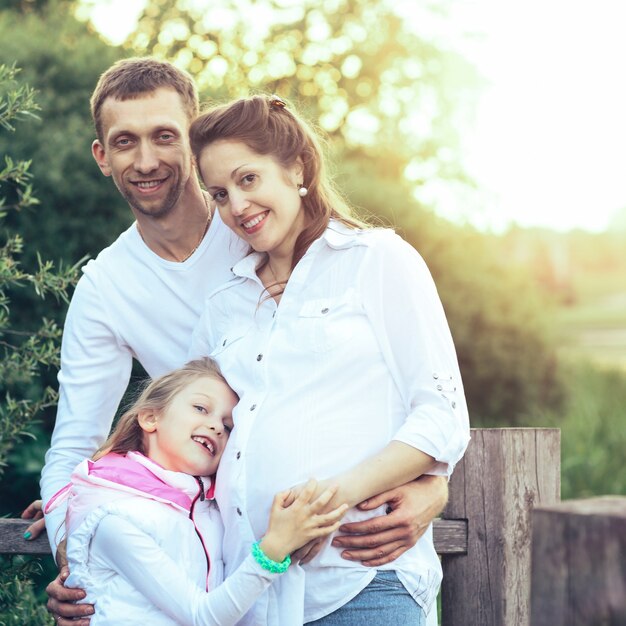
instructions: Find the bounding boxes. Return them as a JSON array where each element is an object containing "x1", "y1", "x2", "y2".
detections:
[{"x1": 298, "y1": 184, "x2": 308, "y2": 197}]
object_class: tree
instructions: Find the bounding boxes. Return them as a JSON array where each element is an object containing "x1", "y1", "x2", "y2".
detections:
[
  {"x1": 120, "y1": 0, "x2": 564, "y2": 424},
  {"x1": 0, "y1": 0, "x2": 127, "y2": 269},
  {"x1": 127, "y1": 0, "x2": 478, "y2": 186},
  {"x1": 0, "y1": 62, "x2": 76, "y2": 626}
]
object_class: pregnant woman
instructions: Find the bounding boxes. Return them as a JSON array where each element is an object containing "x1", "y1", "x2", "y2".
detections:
[{"x1": 189, "y1": 94, "x2": 470, "y2": 625}]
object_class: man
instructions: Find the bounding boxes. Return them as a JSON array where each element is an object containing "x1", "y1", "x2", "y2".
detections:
[{"x1": 23, "y1": 58, "x2": 448, "y2": 625}]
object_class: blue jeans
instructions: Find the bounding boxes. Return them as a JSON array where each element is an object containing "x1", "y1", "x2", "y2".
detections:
[{"x1": 305, "y1": 571, "x2": 426, "y2": 625}]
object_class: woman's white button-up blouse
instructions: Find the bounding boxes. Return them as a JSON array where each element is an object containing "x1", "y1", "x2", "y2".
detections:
[{"x1": 190, "y1": 222, "x2": 470, "y2": 625}]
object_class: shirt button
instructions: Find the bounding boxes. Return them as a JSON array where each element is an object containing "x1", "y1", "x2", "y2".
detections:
[
  {"x1": 437, "y1": 384, "x2": 443, "y2": 391},
  {"x1": 272, "y1": 311, "x2": 276, "y2": 318},
  {"x1": 256, "y1": 354, "x2": 263, "y2": 361},
  {"x1": 236, "y1": 451, "x2": 241, "y2": 459},
  {"x1": 433, "y1": 372, "x2": 439, "y2": 379},
  {"x1": 250, "y1": 404, "x2": 257, "y2": 411},
  {"x1": 321, "y1": 307, "x2": 329, "y2": 314},
  {"x1": 222, "y1": 339, "x2": 227, "y2": 347},
  {"x1": 451, "y1": 401, "x2": 457, "y2": 408},
  {"x1": 236, "y1": 507, "x2": 242, "y2": 516}
]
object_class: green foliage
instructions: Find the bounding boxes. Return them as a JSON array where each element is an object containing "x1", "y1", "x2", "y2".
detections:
[
  {"x1": 0, "y1": 3, "x2": 126, "y2": 466},
  {"x1": 0, "y1": 63, "x2": 39, "y2": 220},
  {"x1": 535, "y1": 361, "x2": 626, "y2": 499},
  {"x1": 0, "y1": 0, "x2": 53, "y2": 11},
  {"x1": 0, "y1": 63, "x2": 80, "y2": 619},
  {"x1": 0, "y1": 0, "x2": 127, "y2": 268},
  {"x1": 0, "y1": 63, "x2": 81, "y2": 472},
  {"x1": 0, "y1": 557, "x2": 53, "y2": 626}
]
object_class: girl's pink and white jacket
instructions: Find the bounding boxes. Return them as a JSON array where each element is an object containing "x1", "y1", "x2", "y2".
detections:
[{"x1": 46, "y1": 451, "x2": 281, "y2": 625}]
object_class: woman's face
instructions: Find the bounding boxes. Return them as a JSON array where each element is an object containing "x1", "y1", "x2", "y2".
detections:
[{"x1": 199, "y1": 140, "x2": 305, "y2": 262}]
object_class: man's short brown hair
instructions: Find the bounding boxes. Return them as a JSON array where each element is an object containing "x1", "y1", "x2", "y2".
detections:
[{"x1": 90, "y1": 57, "x2": 199, "y2": 142}]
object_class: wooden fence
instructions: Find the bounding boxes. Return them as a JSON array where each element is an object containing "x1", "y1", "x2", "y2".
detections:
[
  {"x1": 531, "y1": 496, "x2": 626, "y2": 625},
  {"x1": 1, "y1": 428, "x2": 624, "y2": 624}
]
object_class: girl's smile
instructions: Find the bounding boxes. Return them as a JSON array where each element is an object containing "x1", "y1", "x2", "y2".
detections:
[{"x1": 191, "y1": 434, "x2": 218, "y2": 456}]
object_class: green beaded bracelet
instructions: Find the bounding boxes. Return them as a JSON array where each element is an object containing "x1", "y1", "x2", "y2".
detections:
[{"x1": 251, "y1": 541, "x2": 291, "y2": 574}]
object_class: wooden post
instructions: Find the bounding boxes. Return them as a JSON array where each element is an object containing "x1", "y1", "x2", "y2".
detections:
[
  {"x1": 530, "y1": 496, "x2": 626, "y2": 626},
  {"x1": 441, "y1": 428, "x2": 561, "y2": 626}
]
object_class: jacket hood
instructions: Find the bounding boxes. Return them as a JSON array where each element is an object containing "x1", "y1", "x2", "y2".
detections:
[{"x1": 45, "y1": 451, "x2": 215, "y2": 535}]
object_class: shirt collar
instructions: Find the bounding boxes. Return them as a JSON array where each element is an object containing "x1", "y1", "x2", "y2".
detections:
[
  {"x1": 322, "y1": 220, "x2": 369, "y2": 250},
  {"x1": 230, "y1": 251, "x2": 265, "y2": 280},
  {"x1": 230, "y1": 220, "x2": 368, "y2": 278}
]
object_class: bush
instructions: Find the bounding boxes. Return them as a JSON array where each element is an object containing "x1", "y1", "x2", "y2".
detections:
[
  {"x1": 536, "y1": 361, "x2": 626, "y2": 499},
  {"x1": 0, "y1": 0, "x2": 125, "y2": 523},
  {"x1": 0, "y1": 557, "x2": 52, "y2": 626},
  {"x1": 0, "y1": 62, "x2": 80, "y2": 623}
]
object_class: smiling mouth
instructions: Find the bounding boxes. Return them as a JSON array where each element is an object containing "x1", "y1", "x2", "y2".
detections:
[
  {"x1": 241, "y1": 211, "x2": 268, "y2": 231},
  {"x1": 191, "y1": 436, "x2": 216, "y2": 455},
  {"x1": 131, "y1": 178, "x2": 167, "y2": 191}
]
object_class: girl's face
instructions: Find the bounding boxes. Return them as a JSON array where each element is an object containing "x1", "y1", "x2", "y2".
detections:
[
  {"x1": 140, "y1": 376, "x2": 237, "y2": 476},
  {"x1": 199, "y1": 140, "x2": 306, "y2": 263}
]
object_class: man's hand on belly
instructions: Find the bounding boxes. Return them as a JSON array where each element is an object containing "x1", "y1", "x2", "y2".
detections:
[{"x1": 330, "y1": 475, "x2": 448, "y2": 567}]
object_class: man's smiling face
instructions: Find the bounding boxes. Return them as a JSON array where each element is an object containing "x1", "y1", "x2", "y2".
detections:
[{"x1": 92, "y1": 87, "x2": 194, "y2": 219}]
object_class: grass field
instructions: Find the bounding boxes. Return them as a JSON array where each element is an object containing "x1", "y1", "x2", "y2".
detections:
[
  {"x1": 543, "y1": 263, "x2": 626, "y2": 498},
  {"x1": 554, "y1": 264, "x2": 626, "y2": 369}
]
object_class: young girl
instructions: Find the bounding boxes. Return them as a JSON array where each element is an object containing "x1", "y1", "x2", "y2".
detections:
[{"x1": 44, "y1": 357, "x2": 347, "y2": 626}]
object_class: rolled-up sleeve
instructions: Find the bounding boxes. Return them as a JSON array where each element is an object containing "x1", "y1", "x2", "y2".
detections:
[{"x1": 359, "y1": 230, "x2": 470, "y2": 476}]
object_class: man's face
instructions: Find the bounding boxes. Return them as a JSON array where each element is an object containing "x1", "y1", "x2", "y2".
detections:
[{"x1": 92, "y1": 87, "x2": 194, "y2": 219}]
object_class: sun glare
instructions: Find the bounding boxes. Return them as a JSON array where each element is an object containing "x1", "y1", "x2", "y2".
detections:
[{"x1": 82, "y1": 0, "x2": 626, "y2": 232}]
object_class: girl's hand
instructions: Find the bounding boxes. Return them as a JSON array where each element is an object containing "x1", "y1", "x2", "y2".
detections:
[{"x1": 260, "y1": 479, "x2": 348, "y2": 562}]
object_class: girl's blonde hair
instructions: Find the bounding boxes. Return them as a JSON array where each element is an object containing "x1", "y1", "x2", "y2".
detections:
[{"x1": 93, "y1": 357, "x2": 229, "y2": 461}]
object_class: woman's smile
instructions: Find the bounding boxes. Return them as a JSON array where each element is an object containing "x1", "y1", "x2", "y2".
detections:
[{"x1": 241, "y1": 211, "x2": 269, "y2": 234}]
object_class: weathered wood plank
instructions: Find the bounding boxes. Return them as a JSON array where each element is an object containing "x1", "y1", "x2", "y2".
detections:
[
  {"x1": 0, "y1": 518, "x2": 52, "y2": 555},
  {"x1": 0, "y1": 517, "x2": 468, "y2": 556},
  {"x1": 531, "y1": 496, "x2": 626, "y2": 626},
  {"x1": 433, "y1": 519, "x2": 467, "y2": 554},
  {"x1": 441, "y1": 428, "x2": 561, "y2": 626}
]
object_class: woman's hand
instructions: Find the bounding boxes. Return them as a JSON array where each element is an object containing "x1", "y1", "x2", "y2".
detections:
[
  {"x1": 20, "y1": 499, "x2": 46, "y2": 540},
  {"x1": 260, "y1": 479, "x2": 348, "y2": 562},
  {"x1": 331, "y1": 475, "x2": 448, "y2": 566}
]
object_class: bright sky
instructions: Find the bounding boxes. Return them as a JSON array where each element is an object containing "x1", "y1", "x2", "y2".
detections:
[
  {"x1": 451, "y1": 0, "x2": 626, "y2": 233},
  {"x1": 81, "y1": 0, "x2": 626, "y2": 233}
]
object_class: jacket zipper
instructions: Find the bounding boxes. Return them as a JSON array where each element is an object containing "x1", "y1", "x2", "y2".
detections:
[{"x1": 190, "y1": 476, "x2": 211, "y2": 591}]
